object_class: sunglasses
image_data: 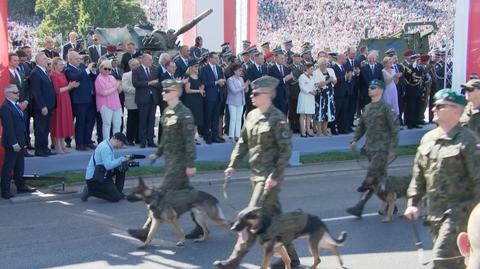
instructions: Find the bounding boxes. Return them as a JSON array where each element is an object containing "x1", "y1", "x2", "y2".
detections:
[
  {"x1": 103, "y1": 68, "x2": 112, "y2": 71},
  {"x1": 251, "y1": 92, "x2": 268, "y2": 97},
  {"x1": 163, "y1": 89, "x2": 177, "y2": 94},
  {"x1": 9, "y1": 91, "x2": 19, "y2": 95},
  {"x1": 368, "y1": 86, "x2": 380, "y2": 90},
  {"x1": 93, "y1": 39, "x2": 98, "y2": 41},
  {"x1": 433, "y1": 104, "x2": 456, "y2": 110},
  {"x1": 463, "y1": 87, "x2": 477, "y2": 93}
]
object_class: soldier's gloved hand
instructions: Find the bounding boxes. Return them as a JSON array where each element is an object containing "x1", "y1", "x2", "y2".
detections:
[
  {"x1": 403, "y1": 206, "x2": 419, "y2": 220},
  {"x1": 224, "y1": 167, "x2": 235, "y2": 178},
  {"x1": 149, "y1": 154, "x2": 158, "y2": 165}
]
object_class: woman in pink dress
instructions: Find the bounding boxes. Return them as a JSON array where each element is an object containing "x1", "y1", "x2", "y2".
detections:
[
  {"x1": 50, "y1": 57, "x2": 78, "y2": 154},
  {"x1": 382, "y1": 56, "x2": 401, "y2": 115}
]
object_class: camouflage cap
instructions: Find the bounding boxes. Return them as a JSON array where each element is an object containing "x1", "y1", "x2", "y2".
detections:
[
  {"x1": 161, "y1": 79, "x2": 182, "y2": 89},
  {"x1": 251, "y1": 76, "x2": 279, "y2": 91},
  {"x1": 461, "y1": 79, "x2": 480, "y2": 89},
  {"x1": 434, "y1": 88, "x2": 467, "y2": 106},
  {"x1": 368, "y1": 79, "x2": 385, "y2": 89}
]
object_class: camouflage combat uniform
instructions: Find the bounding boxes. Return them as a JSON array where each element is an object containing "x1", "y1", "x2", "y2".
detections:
[
  {"x1": 224, "y1": 104, "x2": 298, "y2": 266},
  {"x1": 460, "y1": 102, "x2": 480, "y2": 137},
  {"x1": 155, "y1": 102, "x2": 196, "y2": 192},
  {"x1": 407, "y1": 124, "x2": 480, "y2": 269},
  {"x1": 353, "y1": 99, "x2": 400, "y2": 180}
]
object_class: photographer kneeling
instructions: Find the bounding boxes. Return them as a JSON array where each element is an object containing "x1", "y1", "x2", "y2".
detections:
[{"x1": 81, "y1": 132, "x2": 130, "y2": 202}]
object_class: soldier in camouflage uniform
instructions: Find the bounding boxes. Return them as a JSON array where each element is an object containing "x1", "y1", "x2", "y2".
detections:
[
  {"x1": 149, "y1": 79, "x2": 196, "y2": 190},
  {"x1": 461, "y1": 79, "x2": 480, "y2": 137},
  {"x1": 346, "y1": 79, "x2": 399, "y2": 218},
  {"x1": 214, "y1": 76, "x2": 300, "y2": 269},
  {"x1": 404, "y1": 89, "x2": 480, "y2": 269}
]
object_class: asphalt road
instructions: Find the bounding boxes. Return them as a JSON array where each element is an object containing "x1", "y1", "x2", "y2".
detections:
[{"x1": 0, "y1": 162, "x2": 433, "y2": 269}]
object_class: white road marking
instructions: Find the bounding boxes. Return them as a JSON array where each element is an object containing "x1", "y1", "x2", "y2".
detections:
[{"x1": 323, "y1": 212, "x2": 378, "y2": 222}]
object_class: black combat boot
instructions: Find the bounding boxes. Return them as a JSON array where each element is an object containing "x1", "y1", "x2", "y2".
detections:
[
  {"x1": 346, "y1": 191, "x2": 373, "y2": 218},
  {"x1": 128, "y1": 228, "x2": 149, "y2": 242},
  {"x1": 185, "y1": 212, "x2": 205, "y2": 239},
  {"x1": 213, "y1": 258, "x2": 241, "y2": 269}
]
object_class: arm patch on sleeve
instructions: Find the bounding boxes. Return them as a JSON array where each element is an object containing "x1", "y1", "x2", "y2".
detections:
[{"x1": 277, "y1": 120, "x2": 291, "y2": 139}]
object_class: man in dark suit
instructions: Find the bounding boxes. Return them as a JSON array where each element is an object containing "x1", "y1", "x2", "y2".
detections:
[
  {"x1": 42, "y1": 36, "x2": 60, "y2": 59},
  {"x1": 16, "y1": 49, "x2": 34, "y2": 149},
  {"x1": 88, "y1": 34, "x2": 107, "y2": 64},
  {"x1": 283, "y1": 40, "x2": 294, "y2": 65},
  {"x1": 30, "y1": 53, "x2": 56, "y2": 156},
  {"x1": 245, "y1": 52, "x2": 267, "y2": 114},
  {"x1": 0, "y1": 85, "x2": 37, "y2": 199},
  {"x1": 120, "y1": 41, "x2": 142, "y2": 72},
  {"x1": 332, "y1": 53, "x2": 351, "y2": 134},
  {"x1": 359, "y1": 52, "x2": 384, "y2": 112},
  {"x1": 8, "y1": 53, "x2": 32, "y2": 157},
  {"x1": 268, "y1": 50, "x2": 294, "y2": 114},
  {"x1": 288, "y1": 53, "x2": 304, "y2": 133},
  {"x1": 62, "y1": 31, "x2": 78, "y2": 61},
  {"x1": 174, "y1": 45, "x2": 190, "y2": 78},
  {"x1": 132, "y1": 54, "x2": 160, "y2": 148},
  {"x1": 64, "y1": 51, "x2": 97, "y2": 150},
  {"x1": 345, "y1": 47, "x2": 359, "y2": 131},
  {"x1": 200, "y1": 52, "x2": 226, "y2": 144}
]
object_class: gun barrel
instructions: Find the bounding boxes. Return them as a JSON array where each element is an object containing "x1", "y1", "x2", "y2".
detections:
[{"x1": 174, "y1": 9, "x2": 213, "y2": 37}]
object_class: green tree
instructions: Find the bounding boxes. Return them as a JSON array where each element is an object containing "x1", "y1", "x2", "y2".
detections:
[{"x1": 35, "y1": 0, "x2": 146, "y2": 38}]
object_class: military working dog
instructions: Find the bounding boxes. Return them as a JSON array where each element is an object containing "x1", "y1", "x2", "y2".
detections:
[
  {"x1": 126, "y1": 178, "x2": 231, "y2": 247},
  {"x1": 230, "y1": 207, "x2": 347, "y2": 269},
  {"x1": 360, "y1": 175, "x2": 411, "y2": 222}
]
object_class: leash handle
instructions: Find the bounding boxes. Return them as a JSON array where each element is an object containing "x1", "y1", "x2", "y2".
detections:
[{"x1": 223, "y1": 176, "x2": 230, "y2": 200}]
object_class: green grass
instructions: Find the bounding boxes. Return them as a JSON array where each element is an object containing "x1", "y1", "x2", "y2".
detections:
[{"x1": 29, "y1": 145, "x2": 418, "y2": 188}]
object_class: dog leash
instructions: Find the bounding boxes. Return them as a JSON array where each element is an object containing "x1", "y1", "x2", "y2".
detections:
[
  {"x1": 222, "y1": 175, "x2": 238, "y2": 210},
  {"x1": 354, "y1": 149, "x2": 397, "y2": 170},
  {"x1": 410, "y1": 220, "x2": 428, "y2": 266}
]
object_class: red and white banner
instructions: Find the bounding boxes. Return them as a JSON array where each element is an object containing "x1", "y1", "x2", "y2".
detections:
[{"x1": 453, "y1": 0, "x2": 480, "y2": 88}]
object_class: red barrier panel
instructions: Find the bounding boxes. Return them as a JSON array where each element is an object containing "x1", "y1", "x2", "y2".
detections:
[
  {"x1": 0, "y1": 1, "x2": 9, "y2": 168},
  {"x1": 467, "y1": 0, "x2": 480, "y2": 78}
]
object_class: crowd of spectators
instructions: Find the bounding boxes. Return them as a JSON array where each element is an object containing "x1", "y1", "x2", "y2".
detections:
[
  {"x1": 8, "y1": 10, "x2": 41, "y2": 52},
  {"x1": 257, "y1": 0, "x2": 455, "y2": 53},
  {"x1": 138, "y1": 0, "x2": 168, "y2": 30}
]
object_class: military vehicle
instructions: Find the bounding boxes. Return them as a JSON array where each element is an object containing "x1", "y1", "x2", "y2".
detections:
[
  {"x1": 91, "y1": 9, "x2": 213, "y2": 57},
  {"x1": 358, "y1": 21, "x2": 438, "y2": 62}
]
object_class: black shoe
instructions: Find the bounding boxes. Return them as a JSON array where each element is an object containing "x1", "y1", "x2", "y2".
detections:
[
  {"x1": 34, "y1": 151, "x2": 49, "y2": 157},
  {"x1": 128, "y1": 228, "x2": 149, "y2": 242},
  {"x1": 212, "y1": 138, "x2": 225, "y2": 143},
  {"x1": 1, "y1": 192, "x2": 14, "y2": 199},
  {"x1": 147, "y1": 142, "x2": 157, "y2": 147},
  {"x1": 76, "y1": 145, "x2": 88, "y2": 151},
  {"x1": 24, "y1": 151, "x2": 34, "y2": 158},
  {"x1": 80, "y1": 186, "x2": 89, "y2": 202},
  {"x1": 270, "y1": 258, "x2": 301, "y2": 269},
  {"x1": 205, "y1": 139, "x2": 212, "y2": 145},
  {"x1": 185, "y1": 225, "x2": 205, "y2": 240},
  {"x1": 86, "y1": 143, "x2": 96, "y2": 150},
  {"x1": 50, "y1": 144, "x2": 54, "y2": 150},
  {"x1": 17, "y1": 185, "x2": 36, "y2": 193},
  {"x1": 415, "y1": 125, "x2": 423, "y2": 129},
  {"x1": 300, "y1": 134, "x2": 307, "y2": 137}
]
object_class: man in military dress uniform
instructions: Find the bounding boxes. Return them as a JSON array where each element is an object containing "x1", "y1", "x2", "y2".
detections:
[
  {"x1": 288, "y1": 53, "x2": 304, "y2": 133},
  {"x1": 404, "y1": 89, "x2": 480, "y2": 269},
  {"x1": 283, "y1": 40, "x2": 294, "y2": 65},
  {"x1": 403, "y1": 51, "x2": 424, "y2": 129},
  {"x1": 346, "y1": 79, "x2": 399, "y2": 217},
  {"x1": 214, "y1": 76, "x2": 300, "y2": 269},
  {"x1": 461, "y1": 79, "x2": 480, "y2": 136}
]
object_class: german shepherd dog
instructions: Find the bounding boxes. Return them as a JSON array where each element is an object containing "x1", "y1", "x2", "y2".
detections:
[
  {"x1": 361, "y1": 175, "x2": 410, "y2": 223},
  {"x1": 126, "y1": 178, "x2": 231, "y2": 247},
  {"x1": 231, "y1": 207, "x2": 347, "y2": 269}
]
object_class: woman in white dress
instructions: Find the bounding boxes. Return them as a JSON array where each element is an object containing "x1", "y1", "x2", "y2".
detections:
[
  {"x1": 297, "y1": 63, "x2": 316, "y2": 137},
  {"x1": 382, "y1": 56, "x2": 400, "y2": 115}
]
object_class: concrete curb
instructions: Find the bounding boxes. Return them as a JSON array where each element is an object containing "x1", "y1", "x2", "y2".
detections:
[{"x1": 7, "y1": 156, "x2": 414, "y2": 204}]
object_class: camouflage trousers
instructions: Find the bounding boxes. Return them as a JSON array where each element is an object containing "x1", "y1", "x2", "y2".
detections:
[
  {"x1": 228, "y1": 180, "x2": 299, "y2": 263},
  {"x1": 159, "y1": 158, "x2": 191, "y2": 192},
  {"x1": 429, "y1": 216, "x2": 466, "y2": 269},
  {"x1": 366, "y1": 150, "x2": 389, "y2": 179}
]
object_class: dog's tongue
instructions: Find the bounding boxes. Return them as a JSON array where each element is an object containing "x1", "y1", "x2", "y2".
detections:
[{"x1": 237, "y1": 229, "x2": 249, "y2": 244}]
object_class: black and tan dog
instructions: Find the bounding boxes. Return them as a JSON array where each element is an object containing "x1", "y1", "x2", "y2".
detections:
[
  {"x1": 126, "y1": 178, "x2": 231, "y2": 247},
  {"x1": 360, "y1": 175, "x2": 411, "y2": 222},
  {"x1": 231, "y1": 207, "x2": 347, "y2": 269}
]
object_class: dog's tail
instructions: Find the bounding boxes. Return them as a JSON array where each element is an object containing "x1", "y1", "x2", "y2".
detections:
[{"x1": 322, "y1": 231, "x2": 348, "y2": 247}]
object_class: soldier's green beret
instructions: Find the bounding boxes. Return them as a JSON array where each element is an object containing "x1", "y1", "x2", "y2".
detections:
[
  {"x1": 251, "y1": 76, "x2": 279, "y2": 91},
  {"x1": 434, "y1": 88, "x2": 467, "y2": 106},
  {"x1": 369, "y1": 79, "x2": 385, "y2": 89},
  {"x1": 161, "y1": 79, "x2": 182, "y2": 89},
  {"x1": 461, "y1": 79, "x2": 480, "y2": 89}
]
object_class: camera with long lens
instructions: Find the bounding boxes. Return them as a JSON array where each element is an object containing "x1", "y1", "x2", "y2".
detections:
[{"x1": 119, "y1": 154, "x2": 145, "y2": 172}]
